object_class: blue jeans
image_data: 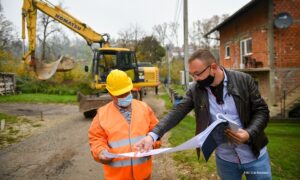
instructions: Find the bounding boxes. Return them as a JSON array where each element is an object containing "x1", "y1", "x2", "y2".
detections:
[{"x1": 216, "y1": 152, "x2": 272, "y2": 180}]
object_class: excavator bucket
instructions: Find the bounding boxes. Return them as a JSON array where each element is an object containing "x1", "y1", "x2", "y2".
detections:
[
  {"x1": 56, "y1": 56, "x2": 76, "y2": 72},
  {"x1": 77, "y1": 92, "x2": 112, "y2": 118},
  {"x1": 34, "y1": 56, "x2": 76, "y2": 80}
]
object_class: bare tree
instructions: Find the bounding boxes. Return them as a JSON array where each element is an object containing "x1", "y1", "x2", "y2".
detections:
[
  {"x1": 0, "y1": 9, "x2": 14, "y2": 50},
  {"x1": 0, "y1": 1, "x2": 2, "y2": 12},
  {"x1": 117, "y1": 28, "x2": 133, "y2": 48},
  {"x1": 47, "y1": 32, "x2": 70, "y2": 60},
  {"x1": 152, "y1": 22, "x2": 168, "y2": 46},
  {"x1": 37, "y1": 12, "x2": 61, "y2": 61},
  {"x1": 168, "y1": 22, "x2": 181, "y2": 58},
  {"x1": 117, "y1": 23, "x2": 145, "y2": 50},
  {"x1": 131, "y1": 23, "x2": 145, "y2": 50},
  {"x1": 189, "y1": 14, "x2": 229, "y2": 49},
  {"x1": 168, "y1": 22, "x2": 180, "y2": 48}
]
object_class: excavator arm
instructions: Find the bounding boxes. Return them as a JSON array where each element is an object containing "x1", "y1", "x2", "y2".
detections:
[
  {"x1": 21, "y1": 0, "x2": 160, "y2": 116},
  {"x1": 22, "y1": 0, "x2": 109, "y2": 64}
]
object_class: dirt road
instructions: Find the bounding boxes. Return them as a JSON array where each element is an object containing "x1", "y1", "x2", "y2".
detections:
[{"x1": 0, "y1": 92, "x2": 177, "y2": 180}]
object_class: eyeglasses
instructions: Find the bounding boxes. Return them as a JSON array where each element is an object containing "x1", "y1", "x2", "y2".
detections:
[{"x1": 189, "y1": 65, "x2": 211, "y2": 78}]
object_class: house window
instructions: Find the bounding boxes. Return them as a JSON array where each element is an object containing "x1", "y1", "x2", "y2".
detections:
[
  {"x1": 240, "y1": 38, "x2": 252, "y2": 56},
  {"x1": 240, "y1": 38, "x2": 252, "y2": 65},
  {"x1": 225, "y1": 45, "x2": 230, "y2": 59}
]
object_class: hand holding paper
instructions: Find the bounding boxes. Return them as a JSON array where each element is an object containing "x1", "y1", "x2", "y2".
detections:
[
  {"x1": 216, "y1": 113, "x2": 240, "y2": 132},
  {"x1": 216, "y1": 113, "x2": 250, "y2": 144},
  {"x1": 133, "y1": 135, "x2": 154, "y2": 153},
  {"x1": 106, "y1": 113, "x2": 243, "y2": 161},
  {"x1": 224, "y1": 128, "x2": 250, "y2": 144},
  {"x1": 99, "y1": 149, "x2": 113, "y2": 164}
]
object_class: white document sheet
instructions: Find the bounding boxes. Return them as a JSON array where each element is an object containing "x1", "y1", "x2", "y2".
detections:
[
  {"x1": 216, "y1": 113, "x2": 240, "y2": 132},
  {"x1": 103, "y1": 113, "x2": 240, "y2": 158}
]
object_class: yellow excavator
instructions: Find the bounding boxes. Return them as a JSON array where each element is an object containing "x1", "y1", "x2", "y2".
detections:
[{"x1": 22, "y1": 0, "x2": 160, "y2": 117}]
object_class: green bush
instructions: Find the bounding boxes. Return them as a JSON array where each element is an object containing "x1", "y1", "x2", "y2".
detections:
[{"x1": 15, "y1": 75, "x2": 98, "y2": 95}]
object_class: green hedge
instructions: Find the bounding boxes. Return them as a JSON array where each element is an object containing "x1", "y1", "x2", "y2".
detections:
[{"x1": 16, "y1": 76, "x2": 97, "y2": 95}]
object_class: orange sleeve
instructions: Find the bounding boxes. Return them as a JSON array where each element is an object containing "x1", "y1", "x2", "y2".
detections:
[
  {"x1": 88, "y1": 113, "x2": 110, "y2": 162},
  {"x1": 146, "y1": 104, "x2": 161, "y2": 149}
]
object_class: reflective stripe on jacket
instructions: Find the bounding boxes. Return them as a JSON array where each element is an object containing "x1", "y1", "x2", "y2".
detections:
[{"x1": 89, "y1": 99, "x2": 160, "y2": 180}]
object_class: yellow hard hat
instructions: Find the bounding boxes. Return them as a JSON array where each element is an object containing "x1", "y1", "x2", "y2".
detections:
[{"x1": 106, "y1": 69, "x2": 133, "y2": 96}]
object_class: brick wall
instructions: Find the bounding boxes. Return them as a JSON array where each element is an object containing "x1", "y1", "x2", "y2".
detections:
[
  {"x1": 273, "y1": 0, "x2": 300, "y2": 68},
  {"x1": 219, "y1": 0, "x2": 268, "y2": 68},
  {"x1": 218, "y1": 0, "x2": 270, "y2": 100},
  {"x1": 216, "y1": 0, "x2": 300, "y2": 104},
  {"x1": 273, "y1": 0, "x2": 300, "y2": 102}
]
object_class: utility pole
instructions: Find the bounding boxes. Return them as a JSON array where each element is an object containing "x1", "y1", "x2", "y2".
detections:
[{"x1": 183, "y1": 0, "x2": 189, "y2": 90}]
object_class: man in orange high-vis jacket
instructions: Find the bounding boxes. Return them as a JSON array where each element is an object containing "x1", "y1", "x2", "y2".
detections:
[{"x1": 88, "y1": 69, "x2": 161, "y2": 180}]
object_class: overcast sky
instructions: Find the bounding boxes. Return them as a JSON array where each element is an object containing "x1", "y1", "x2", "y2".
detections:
[{"x1": 2, "y1": 0, "x2": 250, "y2": 45}]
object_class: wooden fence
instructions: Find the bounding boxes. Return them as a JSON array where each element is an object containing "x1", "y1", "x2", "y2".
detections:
[{"x1": 0, "y1": 72, "x2": 16, "y2": 95}]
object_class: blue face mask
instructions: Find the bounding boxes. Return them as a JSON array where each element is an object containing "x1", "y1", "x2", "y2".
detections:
[{"x1": 117, "y1": 93, "x2": 133, "y2": 107}]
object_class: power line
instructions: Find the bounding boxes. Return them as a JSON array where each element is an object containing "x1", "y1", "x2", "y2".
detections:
[
  {"x1": 174, "y1": 0, "x2": 182, "y2": 24},
  {"x1": 173, "y1": 0, "x2": 179, "y2": 22}
]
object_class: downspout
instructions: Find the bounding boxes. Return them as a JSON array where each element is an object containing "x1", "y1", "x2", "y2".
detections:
[{"x1": 267, "y1": 0, "x2": 275, "y2": 106}]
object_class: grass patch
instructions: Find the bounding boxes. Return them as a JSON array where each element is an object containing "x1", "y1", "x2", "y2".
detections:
[
  {"x1": 0, "y1": 93, "x2": 77, "y2": 104},
  {"x1": 168, "y1": 119, "x2": 300, "y2": 179},
  {"x1": 171, "y1": 84, "x2": 186, "y2": 96},
  {"x1": 159, "y1": 87, "x2": 300, "y2": 179},
  {"x1": 159, "y1": 87, "x2": 218, "y2": 178},
  {"x1": 8, "y1": 127, "x2": 20, "y2": 134},
  {"x1": 265, "y1": 123, "x2": 300, "y2": 180},
  {"x1": 169, "y1": 115, "x2": 218, "y2": 178},
  {"x1": 159, "y1": 93, "x2": 173, "y2": 110},
  {"x1": 0, "y1": 113, "x2": 19, "y2": 124},
  {"x1": 0, "y1": 113, "x2": 37, "y2": 149}
]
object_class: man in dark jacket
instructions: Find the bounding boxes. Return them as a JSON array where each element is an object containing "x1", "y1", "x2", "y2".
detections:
[{"x1": 134, "y1": 49, "x2": 272, "y2": 179}]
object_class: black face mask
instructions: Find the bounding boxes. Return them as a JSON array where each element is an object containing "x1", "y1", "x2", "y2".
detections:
[{"x1": 197, "y1": 75, "x2": 215, "y2": 88}]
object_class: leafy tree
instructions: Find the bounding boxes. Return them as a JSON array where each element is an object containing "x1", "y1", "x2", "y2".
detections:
[
  {"x1": 136, "y1": 36, "x2": 165, "y2": 64},
  {"x1": 159, "y1": 57, "x2": 184, "y2": 84},
  {"x1": 0, "y1": 2, "x2": 23, "y2": 74}
]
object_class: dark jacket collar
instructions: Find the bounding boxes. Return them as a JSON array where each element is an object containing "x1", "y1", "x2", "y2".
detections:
[{"x1": 223, "y1": 68, "x2": 242, "y2": 99}]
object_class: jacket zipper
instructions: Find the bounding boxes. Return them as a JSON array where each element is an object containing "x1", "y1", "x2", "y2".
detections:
[{"x1": 128, "y1": 116, "x2": 135, "y2": 180}]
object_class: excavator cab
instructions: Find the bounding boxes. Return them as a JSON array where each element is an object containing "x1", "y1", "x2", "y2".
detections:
[{"x1": 91, "y1": 48, "x2": 139, "y2": 90}]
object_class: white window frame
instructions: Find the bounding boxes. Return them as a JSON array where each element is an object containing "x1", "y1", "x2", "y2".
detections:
[
  {"x1": 225, "y1": 45, "x2": 230, "y2": 59},
  {"x1": 240, "y1": 38, "x2": 252, "y2": 65}
]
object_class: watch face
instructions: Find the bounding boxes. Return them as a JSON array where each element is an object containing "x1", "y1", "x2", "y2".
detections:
[{"x1": 274, "y1": 12, "x2": 293, "y2": 29}]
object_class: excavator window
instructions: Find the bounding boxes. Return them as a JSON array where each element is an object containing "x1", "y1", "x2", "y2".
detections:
[
  {"x1": 94, "y1": 50, "x2": 138, "y2": 82},
  {"x1": 95, "y1": 52, "x2": 117, "y2": 82},
  {"x1": 117, "y1": 52, "x2": 133, "y2": 70}
]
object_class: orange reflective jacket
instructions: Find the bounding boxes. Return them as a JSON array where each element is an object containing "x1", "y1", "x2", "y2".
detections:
[{"x1": 89, "y1": 99, "x2": 160, "y2": 180}]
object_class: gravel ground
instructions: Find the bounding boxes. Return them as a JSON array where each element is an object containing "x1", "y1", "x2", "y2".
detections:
[{"x1": 0, "y1": 91, "x2": 178, "y2": 180}]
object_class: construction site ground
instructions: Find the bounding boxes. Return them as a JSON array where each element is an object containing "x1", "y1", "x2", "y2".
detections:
[{"x1": 0, "y1": 91, "x2": 178, "y2": 180}]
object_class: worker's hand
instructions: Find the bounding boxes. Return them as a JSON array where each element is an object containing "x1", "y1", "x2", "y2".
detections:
[
  {"x1": 225, "y1": 128, "x2": 250, "y2": 144},
  {"x1": 98, "y1": 149, "x2": 113, "y2": 165},
  {"x1": 133, "y1": 135, "x2": 154, "y2": 153}
]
